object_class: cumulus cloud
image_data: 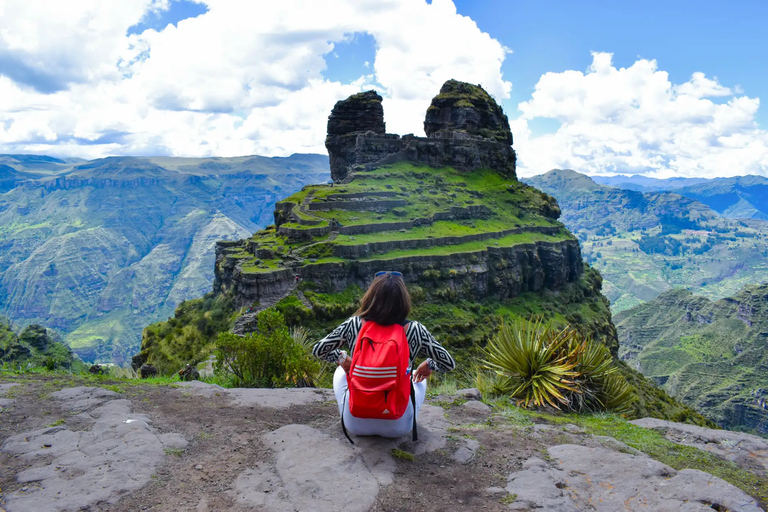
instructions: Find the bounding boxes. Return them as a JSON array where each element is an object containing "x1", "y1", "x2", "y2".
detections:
[
  {"x1": 0, "y1": 0, "x2": 511, "y2": 158},
  {"x1": 513, "y1": 52, "x2": 768, "y2": 178}
]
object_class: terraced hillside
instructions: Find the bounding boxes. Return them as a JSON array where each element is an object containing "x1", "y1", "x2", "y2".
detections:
[
  {"x1": 216, "y1": 163, "x2": 576, "y2": 304},
  {"x1": 208, "y1": 83, "x2": 600, "y2": 355}
]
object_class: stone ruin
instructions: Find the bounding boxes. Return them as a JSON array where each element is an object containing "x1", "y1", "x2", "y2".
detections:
[{"x1": 325, "y1": 80, "x2": 517, "y2": 183}]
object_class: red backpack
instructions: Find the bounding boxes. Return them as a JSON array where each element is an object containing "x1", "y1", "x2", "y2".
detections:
[{"x1": 343, "y1": 321, "x2": 416, "y2": 443}]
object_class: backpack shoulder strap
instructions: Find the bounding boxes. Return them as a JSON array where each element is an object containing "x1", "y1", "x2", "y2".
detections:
[
  {"x1": 411, "y1": 380, "x2": 418, "y2": 442},
  {"x1": 341, "y1": 393, "x2": 354, "y2": 444}
]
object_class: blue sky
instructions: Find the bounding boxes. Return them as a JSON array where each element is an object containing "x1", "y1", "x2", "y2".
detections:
[
  {"x1": 452, "y1": 0, "x2": 768, "y2": 129},
  {"x1": 319, "y1": 0, "x2": 768, "y2": 135},
  {"x1": 0, "y1": 0, "x2": 766, "y2": 178}
]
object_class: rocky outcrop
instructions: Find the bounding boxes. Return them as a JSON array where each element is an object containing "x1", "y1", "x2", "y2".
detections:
[
  {"x1": 0, "y1": 387, "x2": 187, "y2": 512},
  {"x1": 424, "y1": 79, "x2": 512, "y2": 144},
  {"x1": 325, "y1": 91, "x2": 386, "y2": 182},
  {"x1": 506, "y1": 444, "x2": 761, "y2": 511},
  {"x1": 325, "y1": 80, "x2": 516, "y2": 182}
]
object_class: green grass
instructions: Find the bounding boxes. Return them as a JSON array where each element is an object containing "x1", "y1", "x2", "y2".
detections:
[
  {"x1": 333, "y1": 218, "x2": 551, "y2": 246},
  {"x1": 319, "y1": 231, "x2": 571, "y2": 264},
  {"x1": 391, "y1": 448, "x2": 416, "y2": 461}
]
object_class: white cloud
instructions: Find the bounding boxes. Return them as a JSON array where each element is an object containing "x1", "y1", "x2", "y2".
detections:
[
  {"x1": 514, "y1": 52, "x2": 768, "y2": 178},
  {"x1": 0, "y1": 0, "x2": 511, "y2": 158}
]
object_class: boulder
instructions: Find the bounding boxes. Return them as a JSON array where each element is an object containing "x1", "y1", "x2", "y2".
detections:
[
  {"x1": 88, "y1": 364, "x2": 107, "y2": 375},
  {"x1": 139, "y1": 364, "x2": 157, "y2": 379},
  {"x1": 455, "y1": 387, "x2": 482, "y2": 400}
]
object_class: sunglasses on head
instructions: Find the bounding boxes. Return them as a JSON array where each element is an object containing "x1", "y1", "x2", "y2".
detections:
[{"x1": 375, "y1": 271, "x2": 402, "y2": 277}]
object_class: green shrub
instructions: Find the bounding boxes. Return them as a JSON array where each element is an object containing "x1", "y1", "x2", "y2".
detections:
[
  {"x1": 481, "y1": 319, "x2": 634, "y2": 414},
  {"x1": 214, "y1": 309, "x2": 319, "y2": 388},
  {"x1": 140, "y1": 293, "x2": 235, "y2": 375},
  {"x1": 275, "y1": 295, "x2": 313, "y2": 326}
]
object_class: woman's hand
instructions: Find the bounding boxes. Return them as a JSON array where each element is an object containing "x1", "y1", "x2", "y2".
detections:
[
  {"x1": 412, "y1": 360, "x2": 432, "y2": 383},
  {"x1": 339, "y1": 355, "x2": 352, "y2": 374}
]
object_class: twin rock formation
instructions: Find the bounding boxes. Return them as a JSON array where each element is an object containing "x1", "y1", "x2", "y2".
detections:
[
  {"x1": 213, "y1": 80, "x2": 585, "y2": 343},
  {"x1": 325, "y1": 80, "x2": 516, "y2": 182}
]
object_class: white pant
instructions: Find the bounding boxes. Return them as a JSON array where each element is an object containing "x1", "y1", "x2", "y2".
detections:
[{"x1": 333, "y1": 366, "x2": 427, "y2": 438}]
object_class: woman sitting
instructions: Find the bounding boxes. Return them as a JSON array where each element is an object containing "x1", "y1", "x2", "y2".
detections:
[{"x1": 313, "y1": 271, "x2": 455, "y2": 439}]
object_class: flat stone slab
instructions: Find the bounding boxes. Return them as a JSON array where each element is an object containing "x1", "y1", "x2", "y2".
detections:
[
  {"x1": 631, "y1": 417, "x2": 768, "y2": 472},
  {"x1": 231, "y1": 403, "x2": 448, "y2": 511},
  {"x1": 1, "y1": 386, "x2": 187, "y2": 512},
  {"x1": 177, "y1": 381, "x2": 334, "y2": 408},
  {"x1": 506, "y1": 444, "x2": 762, "y2": 511},
  {"x1": 0, "y1": 382, "x2": 19, "y2": 394}
]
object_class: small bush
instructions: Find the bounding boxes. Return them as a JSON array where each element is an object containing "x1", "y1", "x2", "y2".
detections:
[
  {"x1": 214, "y1": 309, "x2": 319, "y2": 388},
  {"x1": 481, "y1": 319, "x2": 634, "y2": 414}
]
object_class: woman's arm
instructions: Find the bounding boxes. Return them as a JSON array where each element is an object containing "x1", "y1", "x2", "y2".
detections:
[
  {"x1": 406, "y1": 321, "x2": 456, "y2": 372},
  {"x1": 312, "y1": 316, "x2": 362, "y2": 364}
]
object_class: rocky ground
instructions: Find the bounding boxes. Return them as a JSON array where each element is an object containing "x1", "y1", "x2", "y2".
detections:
[{"x1": 1, "y1": 374, "x2": 767, "y2": 511}]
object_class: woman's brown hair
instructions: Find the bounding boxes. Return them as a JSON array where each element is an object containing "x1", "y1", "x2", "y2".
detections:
[{"x1": 355, "y1": 272, "x2": 411, "y2": 325}]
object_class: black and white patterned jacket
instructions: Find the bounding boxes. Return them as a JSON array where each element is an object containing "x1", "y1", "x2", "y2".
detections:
[{"x1": 312, "y1": 316, "x2": 456, "y2": 372}]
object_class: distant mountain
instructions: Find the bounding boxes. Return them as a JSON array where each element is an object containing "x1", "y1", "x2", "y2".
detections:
[
  {"x1": 673, "y1": 176, "x2": 768, "y2": 220},
  {"x1": 0, "y1": 154, "x2": 330, "y2": 364},
  {"x1": 615, "y1": 285, "x2": 768, "y2": 434},
  {"x1": 0, "y1": 164, "x2": 33, "y2": 193},
  {"x1": 592, "y1": 174, "x2": 768, "y2": 220},
  {"x1": 526, "y1": 169, "x2": 768, "y2": 311},
  {"x1": 591, "y1": 174, "x2": 710, "y2": 192}
]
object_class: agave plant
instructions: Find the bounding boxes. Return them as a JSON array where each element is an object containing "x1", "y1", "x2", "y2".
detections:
[
  {"x1": 482, "y1": 319, "x2": 636, "y2": 414},
  {"x1": 481, "y1": 319, "x2": 581, "y2": 409}
]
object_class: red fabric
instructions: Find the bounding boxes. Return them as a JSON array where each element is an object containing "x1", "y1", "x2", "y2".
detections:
[{"x1": 348, "y1": 322, "x2": 411, "y2": 420}]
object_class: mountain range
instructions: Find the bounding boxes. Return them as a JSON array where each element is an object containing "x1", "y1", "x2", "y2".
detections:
[
  {"x1": 593, "y1": 174, "x2": 768, "y2": 220},
  {"x1": 0, "y1": 154, "x2": 330, "y2": 364},
  {"x1": 526, "y1": 169, "x2": 768, "y2": 311}
]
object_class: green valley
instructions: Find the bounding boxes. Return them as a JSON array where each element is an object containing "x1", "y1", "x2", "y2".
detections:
[
  {"x1": 526, "y1": 169, "x2": 768, "y2": 312},
  {"x1": 615, "y1": 285, "x2": 768, "y2": 434},
  {"x1": 0, "y1": 154, "x2": 330, "y2": 364}
]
